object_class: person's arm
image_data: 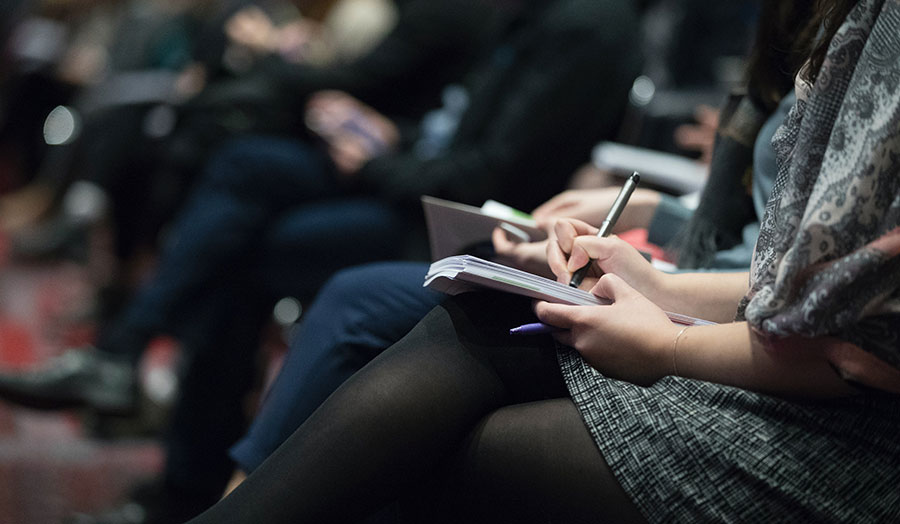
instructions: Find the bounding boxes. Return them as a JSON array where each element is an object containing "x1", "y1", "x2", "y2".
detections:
[
  {"x1": 548, "y1": 218, "x2": 747, "y2": 322},
  {"x1": 539, "y1": 216, "x2": 857, "y2": 398},
  {"x1": 491, "y1": 186, "x2": 662, "y2": 279},
  {"x1": 654, "y1": 271, "x2": 749, "y2": 323},
  {"x1": 357, "y1": 1, "x2": 643, "y2": 207},
  {"x1": 671, "y1": 321, "x2": 857, "y2": 398},
  {"x1": 261, "y1": 0, "x2": 498, "y2": 118},
  {"x1": 534, "y1": 279, "x2": 856, "y2": 399},
  {"x1": 531, "y1": 187, "x2": 663, "y2": 233}
]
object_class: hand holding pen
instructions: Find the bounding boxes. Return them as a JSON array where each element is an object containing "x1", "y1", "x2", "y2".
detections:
[
  {"x1": 515, "y1": 173, "x2": 654, "y2": 334},
  {"x1": 569, "y1": 172, "x2": 639, "y2": 287}
]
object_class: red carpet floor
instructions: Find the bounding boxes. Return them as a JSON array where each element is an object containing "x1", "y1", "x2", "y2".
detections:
[{"x1": 0, "y1": 233, "x2": 165, "y2": 524}]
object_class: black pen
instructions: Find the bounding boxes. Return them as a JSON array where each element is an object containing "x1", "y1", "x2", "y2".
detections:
[{"x1": 568, "y1": 171, "x2": 640, "y2": 288}]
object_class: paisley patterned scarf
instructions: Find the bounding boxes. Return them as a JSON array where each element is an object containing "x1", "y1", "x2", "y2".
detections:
[{"x1": 738, "y1": 0, "x2": 900, "y2": 390}]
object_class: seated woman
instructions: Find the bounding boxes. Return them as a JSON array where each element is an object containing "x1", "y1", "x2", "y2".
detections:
[
  {"x1": 189, "y1": 0, "x2": 900, "y2": 521},
  {"x1": 224, "y1": 86, "x2": 798, "y2": 488}
]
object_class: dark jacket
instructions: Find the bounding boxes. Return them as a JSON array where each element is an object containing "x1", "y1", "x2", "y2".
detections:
[
  {"x1": 261, "y1": 0, "x2": 503, "y2": 127},
  {"x1": 357, "y1": 0, "x2": 645, "y2": 212}
]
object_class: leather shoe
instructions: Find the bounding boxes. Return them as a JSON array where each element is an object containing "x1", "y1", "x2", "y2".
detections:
[{"x1": 0, "y1": 348, "x2": 137, "y2": 415}]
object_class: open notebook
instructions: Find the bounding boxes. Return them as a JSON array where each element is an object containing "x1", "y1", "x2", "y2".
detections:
[
  {"x1": 421, "y1": 196, "x2": 547, "y2": 260},
  {"x1": 424, "y1": 255, "x2": 715, "y2": 326}
]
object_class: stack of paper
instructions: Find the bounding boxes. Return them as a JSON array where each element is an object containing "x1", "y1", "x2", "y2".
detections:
[
  {"x1": 425, "y1": 255, "x2": 608, "y2": 306},
  {"x1": 424, "y1": 255, "x2": 715, "y2": 326}
]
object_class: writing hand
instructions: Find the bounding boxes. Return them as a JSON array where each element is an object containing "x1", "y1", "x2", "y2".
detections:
[
  {"x1": 547, "y1": 218, "x2": 665, "y2": 301},
  {"x1": 535, "y1": 274, "x2": 679, "y2": 385}
]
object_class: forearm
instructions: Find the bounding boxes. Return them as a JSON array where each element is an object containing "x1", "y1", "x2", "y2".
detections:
[
  {"x1": 609, "y1": 189, "x2": 662, "y2": 233},
  {"x1": 655, "y1": 271, "x2": 749, "y2": 323},
  {"x1": 672, "y1": 322, "x2": 857, "y2": 399}
]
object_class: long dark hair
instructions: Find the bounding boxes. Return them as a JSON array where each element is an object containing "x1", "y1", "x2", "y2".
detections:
[
  {"x1": 744, "y1": 0, "x2": 861, "y2": 111},
  {"x1": 804, "y1": 0, "x2": 862, "y2": 82},
  {"x1": 744, "y1": 1, "x2": 817, "y2": 111},
  {"x1": 671, "y1": 0, "x2": 862, "y2": 268}
]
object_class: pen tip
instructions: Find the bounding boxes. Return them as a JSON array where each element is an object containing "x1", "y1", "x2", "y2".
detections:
[{"x1": 631, "y1": 172, "x2": 640, "y2": 184}]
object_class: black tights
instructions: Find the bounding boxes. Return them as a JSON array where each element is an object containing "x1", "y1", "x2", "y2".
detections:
[{"x1": 187, "y1": 293, "x2": 645, "y2": 523}]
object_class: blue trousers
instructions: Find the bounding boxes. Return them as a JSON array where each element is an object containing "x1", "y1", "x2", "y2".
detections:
[
  {"x1": 229, "y1": 261, "x2": 444, "y2": 473},
  {"x1": 98, "y1": 135, "x2": 411, "y2": 498},
  {"x1": 102, "y1": 135, "x2": 405, "y2": 354}
]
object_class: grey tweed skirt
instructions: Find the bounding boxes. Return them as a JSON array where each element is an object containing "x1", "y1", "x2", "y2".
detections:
[{"x1": 557, "y1": 348, "x2": 900, "y2": 523}]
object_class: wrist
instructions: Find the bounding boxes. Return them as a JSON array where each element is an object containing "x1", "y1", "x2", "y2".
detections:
[
  {"x1": 645, "y1": 267, "x2": 676, "y2": 309},
  {"x1": 644, "y1": 322, "x2": 684, "y2": 384},
  {"x1": 669, "y1": 325, "x2": 692, "y2": 377}
]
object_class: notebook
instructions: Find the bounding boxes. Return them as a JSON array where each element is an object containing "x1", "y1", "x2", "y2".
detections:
[
  {"x1": 424, "y1": 255, "x2": 715, "y2": 326},
  {"x1": 421, "y1": 196, "x2": 546, "y2": 261}
]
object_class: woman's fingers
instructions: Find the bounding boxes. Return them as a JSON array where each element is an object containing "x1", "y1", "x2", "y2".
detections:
[
  {"x1": 553, "y1": 218, "x2": 597, "y2": 254},
  {"x1": 590, "y1": 273, "x2": 635, "y2": 301},
  {"x1": 491, "y1": 226, "x2": 515, "y2": 254},
  {"x1": 534, "y1": 301, "x2": 584, "y2": 329},
  {"x1": 565, "y1": 235, "x2": 625, "y2": 273},
  {"x1": 546, "y1": 235, "x2": 571, "y2": 283}
]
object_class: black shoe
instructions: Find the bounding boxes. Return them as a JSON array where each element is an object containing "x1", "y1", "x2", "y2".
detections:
[{"x1": 0, "y1": 348, "x2": 137, "y2": 415}]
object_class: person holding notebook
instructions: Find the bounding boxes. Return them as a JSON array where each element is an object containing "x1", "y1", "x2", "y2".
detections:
[
  {"x1": 222, "y1": 1, "x2": 801, "y2": 488},
  {"x1": 184, "y1": 0, "x2": 900, "y2": 521}
]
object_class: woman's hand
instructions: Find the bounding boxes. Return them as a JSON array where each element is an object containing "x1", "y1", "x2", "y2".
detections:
[
  {"x1": 491, "y1": 227, "x2": 554, "y2": 278},
  {"x1": 547, "y1": 218, "x2": 668, "y2": 303},
  {"x1": 535, "y1": 274, "x2": 680, "y2": 385}
]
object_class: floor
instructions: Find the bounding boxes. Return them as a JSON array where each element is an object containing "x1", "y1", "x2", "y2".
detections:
[{"x1": 0, "y1": 232, "x2": 167, "y2": 524}]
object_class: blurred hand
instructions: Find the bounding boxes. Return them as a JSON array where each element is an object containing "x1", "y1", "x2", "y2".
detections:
[
  {"x1": 274, "y1": 19, "x2": 319, "y2": 63},
  {"x1": 531, "y1": 188, "x2": 660, "y2": 232},
  {"x1": 534, "y1": 274, "x2": 679, "y2": 385},
  {"x1": 490, "y1": 227, "x2": 553, "y2": 278},
  {"x1": 673, "y1": 104, "x2": 720, "y2": 165},
  {"x1": 174, "y1": 62, "x2": 207, "y2": 100},
  {"x1": 305, "y1": 91, "x2": 399, "y2": 176},
  {"x1": 226, "y1": 6, "x2": 277, "y2": 53}
]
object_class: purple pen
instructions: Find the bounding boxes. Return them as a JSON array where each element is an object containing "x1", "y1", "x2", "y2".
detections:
[{"x1": 509, "y1": 322, "x2": 560, "y2": 335}]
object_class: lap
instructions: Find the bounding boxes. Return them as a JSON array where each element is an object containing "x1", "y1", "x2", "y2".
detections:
[
  {"x1": 253, "y1": 204, "x2": 411, "y2": 300},
  {"x1": 412, "y1": 397, "x2": 645, "y2": 524}
]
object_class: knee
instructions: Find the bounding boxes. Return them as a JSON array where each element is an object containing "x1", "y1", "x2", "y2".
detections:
[
  {"x1": 316, "y1": 265, "x2": 382, "y2": 312},
  {"x1": 315, "y1": 264, "x2": 412, "y2": 335}
]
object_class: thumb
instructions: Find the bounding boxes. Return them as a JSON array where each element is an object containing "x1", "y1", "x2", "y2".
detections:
[
  {"x1": 533, "y1": 301, "x2": 581, "y2": 329},
  {"x1": 589, "y1": 273, "x2": 635, "y2": 302}
]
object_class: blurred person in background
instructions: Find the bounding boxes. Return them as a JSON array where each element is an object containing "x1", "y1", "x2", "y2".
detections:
[
  {"x1": 0, "y1": 1, "x2": 649, "y2": 523},
  {"x1": 187, "y1": 0, "x2": 900, "y2": 521},
  {"x1": 219, "y1": 0, "x2": 794, "y2": 493}
]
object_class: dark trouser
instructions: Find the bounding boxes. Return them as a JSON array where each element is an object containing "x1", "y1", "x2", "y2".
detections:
[
  {"x1": 229, "y1": 262, "x2": 444, "y2": 472},
  {"x1": 95, "y1": 135, "x2": 408, "y2": 502},
  {"x1": 188, "y1": 293, "x2": 644, "y2": 523},
  {"x1": 97, "y1": 134, "x2": 342, "y2": 357}
]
